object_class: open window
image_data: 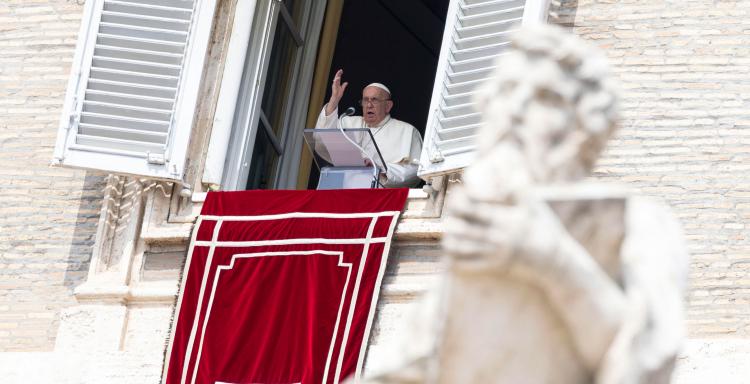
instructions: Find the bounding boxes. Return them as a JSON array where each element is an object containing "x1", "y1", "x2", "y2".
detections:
[
  {"x1": 206, "y1": 0, "x2": 450, "y2": 191},
  {"x1": 205, "y1": 0, "x2": 549, "y2": 191},
  {"x1": 54, "y1": 0, "x2": 550, "y2": 190},
  {"x1": 212, "y1": 0, "x2": 322, "y2": 190},
  {"x1": 303, "y1": 0, "x2": 450, "y2": 189}
]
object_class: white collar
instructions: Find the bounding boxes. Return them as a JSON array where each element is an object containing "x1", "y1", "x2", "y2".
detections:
[{"x1": 364, "y1": 115, "x2": 391, "y2": 129}]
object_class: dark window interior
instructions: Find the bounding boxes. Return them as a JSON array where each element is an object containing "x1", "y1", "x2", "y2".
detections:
[
  {"x1": 308, "y1": 0, "x2": 449, "y2": 189},
  {"x1": 326, "y1": 0, "x2": 449, "y2": 135}
]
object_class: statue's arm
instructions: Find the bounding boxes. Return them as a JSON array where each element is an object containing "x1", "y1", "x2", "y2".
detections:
[
  {"x1": 531, "y1": 197, "x2": 688, "y2": 383},
  {"x1": 596, "y1": 197, "x2": 689, "y2": 384},
  {"x1": 444, "y1": 192, "x2": 628, "y2": 371},
  {"x1": 513, "y1": 202, "x2": 628, "y2": 373}
]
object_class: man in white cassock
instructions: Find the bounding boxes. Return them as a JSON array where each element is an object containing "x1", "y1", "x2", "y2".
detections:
[{"x1": 315, "y1": 69, "x2": 423, "y2": 188}]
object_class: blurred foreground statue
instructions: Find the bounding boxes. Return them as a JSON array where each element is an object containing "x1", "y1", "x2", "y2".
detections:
[{"x1": 361, "y1": 25, "x2": 688, "y2": 384}]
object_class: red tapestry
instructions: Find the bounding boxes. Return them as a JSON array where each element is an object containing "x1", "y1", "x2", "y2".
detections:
[{"x1": 162, "y1": 189, "x2": 408, "y2": 384}]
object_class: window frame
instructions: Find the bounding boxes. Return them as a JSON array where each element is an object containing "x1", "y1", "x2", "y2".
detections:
[{"x1": 203, "y1": 0, "x2": 327, "y2": 191}]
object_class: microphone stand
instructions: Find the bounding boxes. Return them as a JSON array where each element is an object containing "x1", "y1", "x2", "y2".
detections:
[{"x1": 337, "y1": 108, "x2": 381, "y2": 188}]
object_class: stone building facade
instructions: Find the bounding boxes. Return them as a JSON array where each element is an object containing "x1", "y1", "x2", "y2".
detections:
[
  {"x1": 1, "y1": 0, "x2": 749, "y2": 383},
  {"x1": 0, "y1": 0, "x2": 107, "y2": 351}
]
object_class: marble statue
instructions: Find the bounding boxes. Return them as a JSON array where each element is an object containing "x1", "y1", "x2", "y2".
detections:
[{"x1": 360, "y1": 25, "x2": 689, "y2": 384}]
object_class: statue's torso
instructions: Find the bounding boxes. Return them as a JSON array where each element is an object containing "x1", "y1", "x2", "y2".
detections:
[
  {"x1": 439, "y1": 275, "x2": 590, "y2": 384},
  {"x1": 437, "y1": 186, "x2": 628, "y2": 384}
]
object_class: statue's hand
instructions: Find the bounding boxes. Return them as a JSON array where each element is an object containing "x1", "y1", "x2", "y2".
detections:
[
  {"x1": 443, "y1": 187, "x2": 567, "y2": 281},
  {"x1": 443, "y1": 189, "x2": 522, "y2": 264}
]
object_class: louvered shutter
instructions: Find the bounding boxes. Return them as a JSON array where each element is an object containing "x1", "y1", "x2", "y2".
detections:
[
  {"x1": 418, "y1": 0, "x2": 550, "y2": 178},
  {"x1": 53, "y1": 0, "x2": 217, "y2": 180}
]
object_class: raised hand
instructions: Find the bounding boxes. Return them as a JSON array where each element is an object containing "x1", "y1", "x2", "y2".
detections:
[{"x1": 325, "y1": 69, "x2": 348, "y2": 115}]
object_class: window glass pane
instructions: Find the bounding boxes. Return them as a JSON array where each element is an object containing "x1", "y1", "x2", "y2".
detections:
[
  {"x1": 283, "y1": 0, "x2": 305, "y2": 27},
  {"x1": 246, "y1": 122, "x2": 279, "y2": 189},
  {"x1": 261, "y1": 17, "x2": 298, "y2": 139}
]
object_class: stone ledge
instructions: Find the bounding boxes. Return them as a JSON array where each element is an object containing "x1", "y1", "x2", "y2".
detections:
[
  {"x1": 74, "y1": 278, "x2": 435, "y2": 306},
  {"x1": 393, "y1": 218, "x2": 443, "y2": 240},
  {"x1": 673, "y1": 338, "x2": 750, "y2": 384},
  {"x1": 128, "y1": 283, "x2": 179, "y2": 303},
  {"x1": 142, "y1": 225, "x2": 193, "y2": 245},
  {"x1": 191, "y1": 188, "x2": 429, "y2": 203},
  {"x1": 2, "y1": 339, "x2": 748, "y2": 383},
  {"x1": 142, "y1": 218, "x2": 444, "y2": 244},
  {"x1": 74, "y1": 283, "x2": 129, "y2": 303},
  {"x1": 74, "y1": 282, "x2": 178, "y2": 304},
  {"x1": 379, "y1": 283, "x2": 431, "y2": 303}
]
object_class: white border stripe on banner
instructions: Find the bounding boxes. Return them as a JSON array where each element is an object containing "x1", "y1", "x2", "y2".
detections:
[
  {"x1": 192, "y1": 251, "x2": 352, "y2": 384},
  {"x1": 200, "y1": 211, "x2": 400, "y2": 221},
  {"x1": 333, "y1": 216, "x2": 378, "y2": 384},
  {"x1": 356, "y1": 213, "x2": 401, "y2": 380},
  {"x1": 193, "y1": 237, "x2": 390, "y2": 247},
  {"x1": 182, "y1": 218, "x2": 224, "y2": 384},
  {"x1": 172, "y1": 209, "x2": 403, "y2": 384},
  {"x1": 162, "y1": 216, "x2": 204, "y2": 384}
]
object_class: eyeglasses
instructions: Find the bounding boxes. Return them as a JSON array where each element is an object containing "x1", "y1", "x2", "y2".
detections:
[{"x1": 359, "y1": 98, "x2": 391, "y2": 106}]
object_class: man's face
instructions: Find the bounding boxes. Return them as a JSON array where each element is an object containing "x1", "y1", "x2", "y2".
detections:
[{"x1": 361, "y1": 86, "x2": 393, "y2": 126}]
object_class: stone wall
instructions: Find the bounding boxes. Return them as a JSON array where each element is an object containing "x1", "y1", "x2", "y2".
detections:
[
  {"x1": 0, "y1": 0, "x2": 106, "y2": 351},
  {"x1": 555, "y1": 0, "x2": 750, "y2": 337},
  {"x1": 3, "y1": 0, "x2": 750, "y2": 360}
]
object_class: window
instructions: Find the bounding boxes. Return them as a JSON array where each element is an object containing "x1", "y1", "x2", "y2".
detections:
[
  {"x1": 208, "y1": 0, "x2": 449, "y2": 190},
  {"x1": 245, "y1": 0, "x2": 307, "y2": 189},
  {"x1": 215, "y1": 0, "x2": 324, "y2": 190},
  {"x1": 205, "y1": 0, "x2": 549, "y2": 190}
]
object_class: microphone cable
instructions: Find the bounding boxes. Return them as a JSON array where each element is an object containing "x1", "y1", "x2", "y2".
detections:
[{"x1": 337, "y1": 107, "x2": 381, "y2": 187}]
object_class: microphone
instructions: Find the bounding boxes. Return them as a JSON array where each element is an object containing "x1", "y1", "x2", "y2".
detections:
[
  {"x1": 337, "y1": 106, "x2": 356, "y2": 130},
  {"x1": 336, "y1": 107, "x2": 381, "y2": 187},
  {"x1": 342, "y1": 106, "x2": 356, "y2": 117}
]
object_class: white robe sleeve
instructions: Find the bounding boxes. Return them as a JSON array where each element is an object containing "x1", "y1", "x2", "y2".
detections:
[
  {"x1": 316, "y1": 105, "x2": 339, "y2": 128},
  {"x1": 382, "y1": 125, "x2": 422, "y2": 188},
  {"x1": 382, "y1": 163, "x2": 417, "y2": 187}
]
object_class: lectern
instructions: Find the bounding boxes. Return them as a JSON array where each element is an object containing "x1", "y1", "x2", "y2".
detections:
[{"x1": 303, "y1": 128, "x2": 387, "y2": 189}]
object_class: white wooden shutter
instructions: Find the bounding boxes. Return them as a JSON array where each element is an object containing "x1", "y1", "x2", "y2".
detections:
[
  {"x1": 418, "y1": 0, "x2": 550, "y2": 178},
  {"x1": 53, "y1": 0, "x2": 217, "y2": 180}
]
